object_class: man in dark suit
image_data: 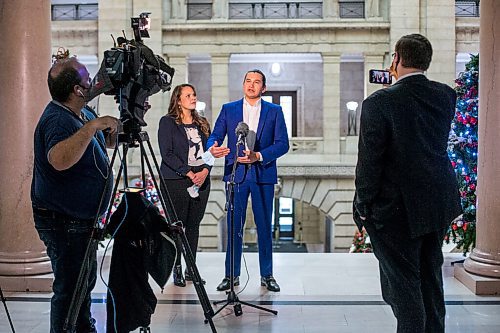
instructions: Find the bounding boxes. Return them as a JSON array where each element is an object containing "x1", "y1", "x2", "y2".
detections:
[
  {"x1": 354, "y1": 34, "x2": 462, "y2": 332},
  {"x1": 208, "y1": 69, "x2": 289, "y2": 292}
]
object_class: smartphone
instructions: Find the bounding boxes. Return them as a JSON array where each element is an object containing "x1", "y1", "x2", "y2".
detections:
[{"x1": 369, "y1": 69, "x2": 392, "y2": 85}]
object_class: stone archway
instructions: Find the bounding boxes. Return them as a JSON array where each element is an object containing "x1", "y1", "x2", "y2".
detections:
[
  {"x1": 200, "y1": 165, "x2": 357, "y2": 252},
  {"x1": 277, "y1": 177, "x2": 356, "y2": 252}
]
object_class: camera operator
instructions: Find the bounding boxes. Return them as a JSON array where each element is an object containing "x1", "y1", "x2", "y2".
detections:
[
  {"x1": 31, "y1": 55, "x2": 118, "y2": 333},
  {"x1": 354, "y1": 34, "x2": 461, "y2": 332}
]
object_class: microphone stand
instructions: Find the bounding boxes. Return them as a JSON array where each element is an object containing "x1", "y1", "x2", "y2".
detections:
[{"x1": 212, "y1": 135, "x2": 278, "y2": 317}]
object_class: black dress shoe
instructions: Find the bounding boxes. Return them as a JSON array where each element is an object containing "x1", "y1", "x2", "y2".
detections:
[
  {"x1": 173, "y1": 265, "x2": 186, "y2": 287},
  {"x1": 261, "y1": 276, "x2": 280, "y2": 292},
  {"x1": 185, "y1": 270, "x2": 206, "y2": 284},
  {"x1": 216, "y1": 276, "x2": 240, "y2": 291}
]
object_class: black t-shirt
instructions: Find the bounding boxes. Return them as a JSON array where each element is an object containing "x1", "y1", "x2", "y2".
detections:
[{"x1": 31, "y1": 101, "x2": 113, "y2": 219}]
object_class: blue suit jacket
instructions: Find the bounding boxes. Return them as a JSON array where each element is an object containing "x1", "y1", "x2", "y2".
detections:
[{"x1": 207, "y1": 98, "x2": 289, "y2": 184}]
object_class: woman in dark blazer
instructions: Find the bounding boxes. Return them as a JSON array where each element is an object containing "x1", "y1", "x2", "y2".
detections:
[{"x1": 158, "y1": 84, "x2": 211, "y2": 287}]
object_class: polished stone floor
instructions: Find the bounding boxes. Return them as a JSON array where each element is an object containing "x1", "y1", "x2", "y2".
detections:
[{"x1": 1, "y1": 252, "x2": 500, "y2": 332}]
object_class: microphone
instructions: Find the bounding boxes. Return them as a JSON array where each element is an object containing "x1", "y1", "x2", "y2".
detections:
[{"x1": 235, "y1": 122, "x2": 249, "y2": 144}]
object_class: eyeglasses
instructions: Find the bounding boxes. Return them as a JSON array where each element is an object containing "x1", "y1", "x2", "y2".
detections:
[
  {"x1": 79, "y1": 76, "x2": 92, "y2": 90},
  {"x1": 78, "y1": 84, "x2": 90, "y2": 91},
  {"x1": 391, "y1": 52, "x2": 396, "y2": 58}
]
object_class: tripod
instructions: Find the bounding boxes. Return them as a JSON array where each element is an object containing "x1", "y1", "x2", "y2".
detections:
[
  {"x1": 212, "y1": 139, "x2": 278, "y2": 317},
  {"x1": 64, "y1": 129, "x2": 216, "y2": 332},
  {"x1": 0, "y1": 285, "x2": 15, "y2": 332}
]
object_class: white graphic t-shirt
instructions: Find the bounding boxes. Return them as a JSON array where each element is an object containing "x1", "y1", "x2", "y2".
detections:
[{"x1": 183, "y1": 124, "x2": 205, "y2": 167}]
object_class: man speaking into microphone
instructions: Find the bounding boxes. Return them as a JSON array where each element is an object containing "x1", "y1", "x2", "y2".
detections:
[{"x1": 208, "y1": 69, "x2": 289, "y2": 292}]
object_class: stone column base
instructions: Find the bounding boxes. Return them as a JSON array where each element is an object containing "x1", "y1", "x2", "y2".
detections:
[
  {"x1": 345, "y1": 136, "x2": 359, "y2": 154},
  {"x1": 0, "y1": 275, "x2": 53, "y2": 292},
  {"x1": 454, "y1": 263, "x2": 500, "y2": 295}
]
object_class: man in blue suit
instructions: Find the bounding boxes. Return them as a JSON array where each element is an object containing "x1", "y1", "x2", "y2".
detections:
[{"x1": 207, "y1": 69, "x2": 289, "y2": 292}]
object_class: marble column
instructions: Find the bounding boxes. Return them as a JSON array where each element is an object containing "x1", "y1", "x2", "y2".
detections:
[
  {"x1": 160, "y1": 53, "x2": 189, "y2": 154},
  {"x1": 0, "y1": 0, "x2": 52, "y2": 281},
  {"x1": 211, "y1": 53, "x2": 230, "y2": 124},
  {"x1": 134, "y1": 0, "x2": 165, "y2": 154},
  {"x1": 389, "y1": 0, "x2": 420, "y2": 50},
  {"x1": 424, "y1": 0, "x2": 456, "y2": 86},
  {"x1": 170, "y1": 0, "x2": 187, "y2": 20},
  {"x1": 97, "y1": 0, "x2": 129, "y2": 120},
  {"x1": 366, "y1": 0, "x2": 380, "y2": 18},
  {"x1": 213, "y1": 0, "x2": 229, "y2": 20},
  {"x1": 322, "y1": 53, "x2": 341, "y2": 154},
  {"x1": 168, "y1": 53, "x2": 188, "y2": 88},
  {"x1": 323, "y1": 0, "x2": 338, "y2": 20},
  {"x1": 462, "y1": 0, "x2": 500, "y2": 281}
]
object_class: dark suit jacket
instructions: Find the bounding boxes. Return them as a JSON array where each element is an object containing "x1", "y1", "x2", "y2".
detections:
[
  {"x1": 354, "y1": 74, "x2": 462, "y2": 238},
  {"x1": 106, "y1": 192, "x2": 176, "y2": 332},
  {"x1": 207, "y1": 98, "x2": 289, "y2": 184},
  {"x1": 158, "y1": 115, "x2": 211, "y2": 179}
]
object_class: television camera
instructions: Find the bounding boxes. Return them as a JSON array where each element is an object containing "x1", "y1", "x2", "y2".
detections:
[{"x1": 89, "y1": 12, "x2": 175, "y2": 136}]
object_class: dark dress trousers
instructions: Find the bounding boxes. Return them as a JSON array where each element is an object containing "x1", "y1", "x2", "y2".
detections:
[
  {"x1": 354, "y1": 74, "x2": 462, "y2": 333},
  {"x1": 158, "y1": 115, "x2": 211, "y2": 264}
]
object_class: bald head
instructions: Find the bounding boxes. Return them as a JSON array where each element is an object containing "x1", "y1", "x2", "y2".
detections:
[{"x1": 48, "y1": 57, "x2": 88, "y2": 102}]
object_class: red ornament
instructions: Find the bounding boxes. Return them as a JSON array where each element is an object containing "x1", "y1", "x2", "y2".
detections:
[
  {"x1": 469, "y1": 184, "x2": 476, "y2": 191},
  {"x1": 452, "y1": 224, "x2": 458, "y2": 231},
  {"x1": 463, "y1": 223, "x2": 468, "y2": 231}
]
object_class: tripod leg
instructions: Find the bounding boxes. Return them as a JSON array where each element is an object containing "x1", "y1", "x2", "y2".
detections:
[
  {"x1": 239, "y1": 300, "x2": 278, "y2": 315},
  {"x1": 63, "y1": 238, "x2": 99, "y2": 332},
  {"x1": 140, "y1": 139, "x2": 217, "y2": 333},
  {"x1": 64, "y1": 144, "x2": 123, "y2": 332},
  {"x1": 211, "y1": 301, "x2": 231, "y2": 317},
  {"x1": 0, "y1": 285, "x2": 16, "y2": 333}
]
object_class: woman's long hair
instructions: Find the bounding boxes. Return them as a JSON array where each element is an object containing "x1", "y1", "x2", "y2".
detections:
[{"x1": 167, "y1": 84, "x2": 210, "y2": 137}]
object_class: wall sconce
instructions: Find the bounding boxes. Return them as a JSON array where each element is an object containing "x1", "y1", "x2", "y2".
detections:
[
  {"x1": 346, "y1": 101, "x2": 359, "y2": 136},
  {"x1": 271, "y1": 62, "x2": 281, "y2": 76},
  {"x1": 195, "y1": 101, "x2": 206, "y2": 116}
]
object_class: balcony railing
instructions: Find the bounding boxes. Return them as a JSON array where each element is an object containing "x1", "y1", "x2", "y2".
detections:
[
  {"x1": 229, "y1": 1, "x2": 322, "y2": 19},
  {"x1": 188, "y1": 3, "x2": 213, "y2": 20},
  {"x1": 339, "y1": 1, "x2": 365, "y2": 19},
  {"x1": 51, "y1": 4, "x2": 98, "y2": 21},
  {"x1": 455, "y1": 0, "x2": 480, "y2": 17},
  {"x1": 290, "y1": 137, "x2": 324, "y2": 154}
]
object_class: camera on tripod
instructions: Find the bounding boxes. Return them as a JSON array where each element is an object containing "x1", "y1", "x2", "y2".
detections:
[{"x1": 90, "y1": 12, "x2": 175, "y2": 140}]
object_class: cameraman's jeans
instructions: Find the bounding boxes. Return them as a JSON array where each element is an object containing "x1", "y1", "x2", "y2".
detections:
[{"x1": 34, "y1": 212, "x2": 97, "y2": 333}]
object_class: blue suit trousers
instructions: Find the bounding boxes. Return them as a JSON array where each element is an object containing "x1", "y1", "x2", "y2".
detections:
[{"x1": 225, "y1": 180, "x2": 274, "y2": 278}]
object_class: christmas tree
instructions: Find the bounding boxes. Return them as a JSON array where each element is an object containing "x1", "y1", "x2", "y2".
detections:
[
  {"x1": 446, "y1": 54, "x2": 479, "y2": 255},
  {"x1": 134, "y1": 174, "x2": 164, "y2": 215},
  {"x1": 349, "y1": 229, "x2": 372, "y2": 253},
  {"x1": 99, "y1": 175, "x2": 164, "y2": 247}
]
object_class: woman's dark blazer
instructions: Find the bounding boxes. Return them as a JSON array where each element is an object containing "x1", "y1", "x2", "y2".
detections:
[{"x1": 158, "y1": 115, "x2": 211, "y2": 179}]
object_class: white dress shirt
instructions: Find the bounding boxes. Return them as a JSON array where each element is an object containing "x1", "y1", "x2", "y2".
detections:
[
  {"x1": 242, "y1": 97, "x2": 263, "y2": 161},
  {"x1": 243, "y1": 97, "x2": 261, "y2": 151}
]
